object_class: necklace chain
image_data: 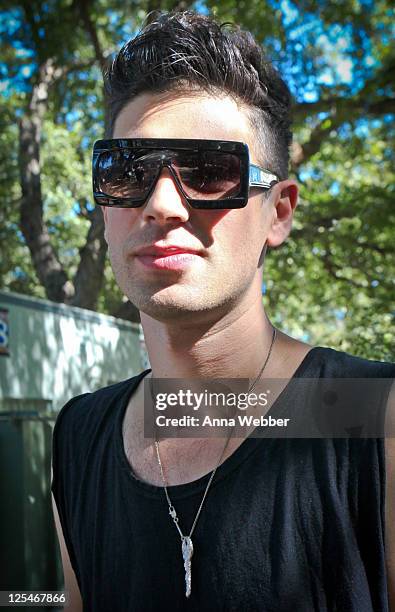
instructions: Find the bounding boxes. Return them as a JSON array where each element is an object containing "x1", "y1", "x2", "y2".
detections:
[{"x1": 150, "y1": 325, "x2": 277, "y2": 539}]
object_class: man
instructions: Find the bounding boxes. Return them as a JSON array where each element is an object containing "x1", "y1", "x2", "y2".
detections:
[{"x1": 51, "y1": 11, "x2": 395, "y2": 611}]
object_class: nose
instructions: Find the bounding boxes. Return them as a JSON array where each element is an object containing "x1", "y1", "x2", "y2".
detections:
[{"x1": 142, "y1": 167, "x2": 190, "y2": 224}]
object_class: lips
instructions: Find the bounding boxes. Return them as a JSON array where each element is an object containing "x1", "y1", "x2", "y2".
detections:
[
  {"x1": 134, "y1": 244, "x2": 204, "y2": 271},
  {"x1": 134, "y1": 245, "x2": 202, "y2": 257}
]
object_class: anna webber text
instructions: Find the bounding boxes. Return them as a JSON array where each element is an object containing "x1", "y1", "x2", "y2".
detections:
[{"x1": 156, "y1": 414, "x2": 290, "y2": 428}]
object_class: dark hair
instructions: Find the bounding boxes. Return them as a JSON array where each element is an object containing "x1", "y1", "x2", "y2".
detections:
[{"x1": 103, "y1": 11, "x2": 292, "y2": 179}]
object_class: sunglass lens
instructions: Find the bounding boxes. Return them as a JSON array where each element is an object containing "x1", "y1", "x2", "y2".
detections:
[
  {"x1": 95, "y1": 147, "x2": 243, "y2": 206},
  {"x1": 96, "y1": 150, "x2": 158, "y2": 200},
  {"x1": 174, "y1": 151, "x2": 241, "y2": 200}
]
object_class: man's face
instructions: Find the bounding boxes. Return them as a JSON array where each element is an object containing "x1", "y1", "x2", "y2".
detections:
[{"x1": 103, "y1": 91, "x2": 278, "y2": 322}]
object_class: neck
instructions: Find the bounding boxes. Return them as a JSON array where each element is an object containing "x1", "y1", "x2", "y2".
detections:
[{"x1": 141, "y1": 278, "x2": 276, "y2": 380}]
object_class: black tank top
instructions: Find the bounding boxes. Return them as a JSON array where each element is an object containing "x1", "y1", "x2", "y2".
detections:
[{"x1": 51, "y1": 347, "x2": 394, "y2": 611}]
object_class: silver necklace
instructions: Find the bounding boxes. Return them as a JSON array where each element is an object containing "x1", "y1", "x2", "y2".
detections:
[{"x1": 150, "y1": 326, "x2": 277, "y2": 598}]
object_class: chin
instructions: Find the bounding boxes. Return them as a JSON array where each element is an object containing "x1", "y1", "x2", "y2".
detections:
[
  {"x1": 133, "y1": 286, "x2": 244, "y2": 326},
  {"x1": 133, "y1": 291, "x2": 210, "y2": 321}
]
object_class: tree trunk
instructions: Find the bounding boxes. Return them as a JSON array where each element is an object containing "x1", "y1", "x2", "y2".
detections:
[
  {"x1": 18, "y1": 60, "x2": 74, "y2": 303},
  {"x1": 71, "y1": 207, "x2": 108, "y2": 310},
  {"x1": 111, "y1": 300, "x2": 141, "y2": 323}
]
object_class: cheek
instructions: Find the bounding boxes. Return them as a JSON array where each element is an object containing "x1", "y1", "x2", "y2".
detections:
[
  {"x1": 211, "y1": 205, "x2": 266, "y2": 259},
  {"x1": 104, "y1": 209, "x2": 138, "y2": 244}
]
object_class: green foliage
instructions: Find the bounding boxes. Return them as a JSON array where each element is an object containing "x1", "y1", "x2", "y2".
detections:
[
  {"x1": 40, "y1": 120, "x2": 92, "y2": 276},
  {"x1": 266, "y1": 122, "x2": 394, "y2": 361}
]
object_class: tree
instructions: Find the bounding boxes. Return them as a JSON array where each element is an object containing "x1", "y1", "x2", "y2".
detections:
[{"x1": 0, "y1": 0, "x2": 393, "y2": 358}]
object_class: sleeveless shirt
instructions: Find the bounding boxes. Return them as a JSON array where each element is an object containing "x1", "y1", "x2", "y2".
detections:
[{"x1": 51, "y1": 347, "x2": 395, "y2": 611}]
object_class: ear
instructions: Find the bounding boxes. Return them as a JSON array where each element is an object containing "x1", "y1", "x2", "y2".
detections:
[{"x1": 266, "y1": 179, "x2": 298, "y2": 248}]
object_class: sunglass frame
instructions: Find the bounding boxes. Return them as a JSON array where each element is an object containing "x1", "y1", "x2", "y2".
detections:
[{"x1": 92, "y1": 138, "x2": 277, "y2": 209}]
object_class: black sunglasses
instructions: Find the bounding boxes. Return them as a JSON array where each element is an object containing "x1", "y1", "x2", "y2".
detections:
[{"x1": 92, "y1": 138, "x2": 279, "y2": 210}]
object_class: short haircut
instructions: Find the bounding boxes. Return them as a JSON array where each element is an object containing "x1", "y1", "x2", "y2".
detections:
[{"x1": 103, "y1": 11, "x2": 292, "y2": 179}]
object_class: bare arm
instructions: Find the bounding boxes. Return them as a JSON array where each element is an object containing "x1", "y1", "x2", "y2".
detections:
[{"x1": 51, "y1": 463, "x2": 83, "y2": 611}]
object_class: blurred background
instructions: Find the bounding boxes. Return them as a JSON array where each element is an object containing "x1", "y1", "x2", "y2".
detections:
[{"x1": 0, "y1": 0, "x2": 394, "y2": 360}]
